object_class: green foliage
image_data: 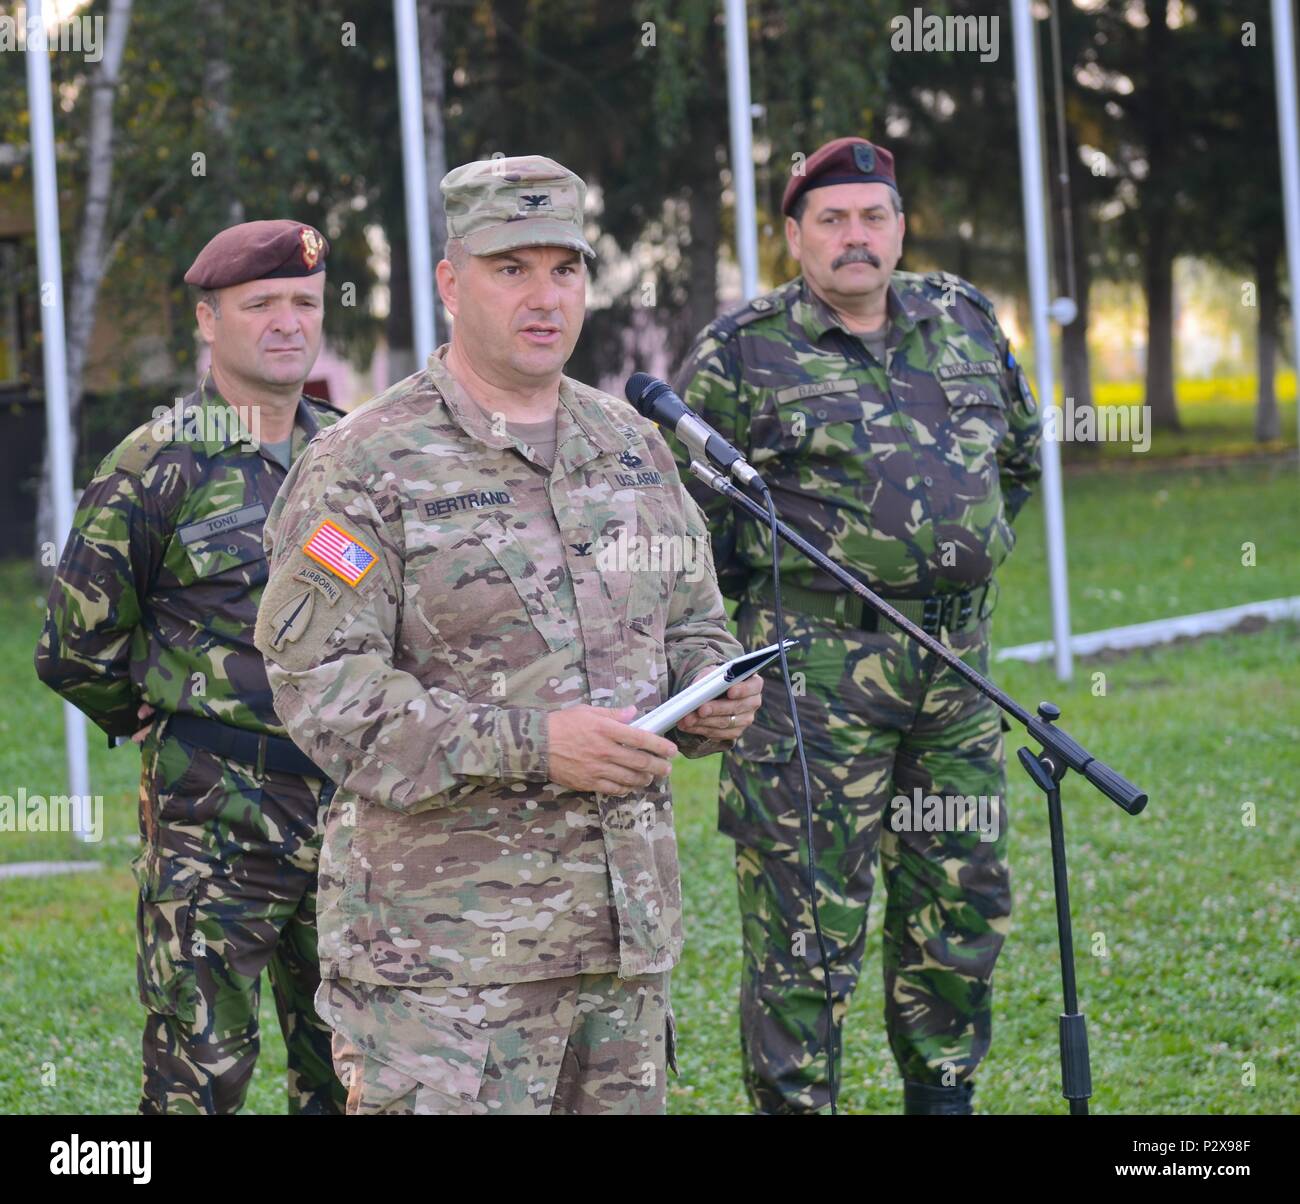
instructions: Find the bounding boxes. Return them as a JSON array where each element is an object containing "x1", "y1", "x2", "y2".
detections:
[
  {"x1": 750, "y1": 0, "x2": 892, "y2": 283},
  {"x1": 2, "y1": 1, "x2": 1292, "y2": 409},
  {"x1": 103, "y1": 0, "x2": 390, "y2": 370},
  {"x1": 2, "y1": 0, "x2": 394, "y2": 380},
  {"x1": 1172, "y1": 0, "x2": 1286, "y2": 278}
]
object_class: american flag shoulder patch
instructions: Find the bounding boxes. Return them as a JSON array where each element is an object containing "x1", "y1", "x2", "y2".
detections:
[{"x1": 303, "y1": 520, "x2": 378, "y2": 587}]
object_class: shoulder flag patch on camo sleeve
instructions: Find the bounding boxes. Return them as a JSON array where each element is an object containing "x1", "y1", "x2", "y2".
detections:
[{"x1": 303, "y1": 520, "x2": 377, "y2": 587}]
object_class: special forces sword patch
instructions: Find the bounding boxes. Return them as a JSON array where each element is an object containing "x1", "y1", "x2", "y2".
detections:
[{"x1": 269, "y1": 589, "x2": 314, "y2": 650}]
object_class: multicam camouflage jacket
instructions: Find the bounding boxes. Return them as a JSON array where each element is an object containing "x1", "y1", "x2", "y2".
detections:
[
  {"x1": 672, "y1": 272, "x2": 1043, "y2": 600},
  {"x1": 253, "y1": 348, "x2": 740, "y2": 988},
  {"x1": 35, "y1": 375, "x2": 343, "y2": 739}
]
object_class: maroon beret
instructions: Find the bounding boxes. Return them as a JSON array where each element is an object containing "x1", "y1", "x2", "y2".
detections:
[
  {"x1": 184, "y1": 219, "x2": 329, "y2": 289},
  {"x1": 782, "y1": 137, "x2": 898, "y2": 217}
]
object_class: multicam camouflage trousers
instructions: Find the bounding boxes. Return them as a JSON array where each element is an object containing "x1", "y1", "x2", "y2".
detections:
[
  {"x1": 722, "y1": 602, "x2": 1012, "y2": 1114},
  {"x1": 318, "y1": 971, "x2": 676, "y2": 1115},
  {"x1": 130, "y1": 719, "x2": 345, "y2": 1114}
]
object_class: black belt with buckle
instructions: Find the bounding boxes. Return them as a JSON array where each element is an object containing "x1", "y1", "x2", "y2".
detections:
[
  {"x1": 750, "y1": 579, "x2": 996, "y2": 637},
  {"x1": 167, "y1": 713, "x2": 324, "y2": 778}
]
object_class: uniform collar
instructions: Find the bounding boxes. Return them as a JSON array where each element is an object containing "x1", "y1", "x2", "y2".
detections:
[
  {"x1": 197, "y1": 371, "x2": 319, "y2": 460},
  {"x1": 288, "y1": 396, "x2": 322, "y2": 460},
  {"x1": 425, "y1": 345, "x2": 623, "y2": 472},
  {"x1": 891, "y1": 278, "x2": 948, "y2": 329},
  {"x1": 554, "y1": 377, "x2": 626, "y2": 473},
  {"x1": 795, "y1": 275, "x2": 943, "y2": 346}
]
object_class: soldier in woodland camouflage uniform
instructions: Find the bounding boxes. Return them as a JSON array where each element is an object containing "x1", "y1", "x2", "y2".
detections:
[
  {"x1": 673, "y1": 138, "x2": 1042, "y2": 1114},
  {"x1": 254, "y1": 156, "x2": 760, "y2": 1115},
  {"x1": 36, "y1": 221, "x2": 346, "y2": 1115}
]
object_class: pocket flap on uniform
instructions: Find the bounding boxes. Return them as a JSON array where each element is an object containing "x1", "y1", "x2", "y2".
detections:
[
  {"x1": 939, "y1": 375, "x2": 1005, "y2": 411},
  {"x1": 322, "y1": 979, "x2": 491, "y2": 1112},
  {"x1": 474, "y1": 513, "x2": 575, "y2": 652},
  {"x1": 612, "y1": 490, "x2": 677, "y2": 636},
  {"x1": 751, "y1": 393, "x2": 872, "y2": 453},
  {"x1": 131, "y1": 853, "x2": 202, "y2": 1022},
  {"x1": 731, "y1": 722, "x2": 797, "y2": 764},
  {"x1": 133, "y1": 847, "x2": 202, "y2": 902},
  {"x1": 183, "y1": 519, "x2": 267, "y2": 577}
]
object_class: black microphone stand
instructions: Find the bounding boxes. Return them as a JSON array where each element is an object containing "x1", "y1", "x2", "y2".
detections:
[{"x1": 689, "y1": 460, "x2": 1148, "y2": 1116}]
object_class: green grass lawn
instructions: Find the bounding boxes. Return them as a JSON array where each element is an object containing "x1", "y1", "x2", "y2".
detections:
[
  {"x1": 998, "y1": 454, "x2": 1298, "y2": 645},
  {"x1": 1, "y1": 452, "x2": 1296, "y2": 1114},
  {"x1": 671, "y1": 621, "x2": 1299, "y2": 1114}
]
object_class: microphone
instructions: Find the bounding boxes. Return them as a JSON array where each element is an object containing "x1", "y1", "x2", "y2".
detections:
[{"x1": 624, "y1": 372, "x2": 764, "y2": 490}]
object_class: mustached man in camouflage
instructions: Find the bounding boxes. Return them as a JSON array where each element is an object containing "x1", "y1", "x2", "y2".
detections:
[
  {"x1": 36, "y1": 220, "x2": 348, "y2": 1115},
  {"x1": 253, "y1": 155, "x2": 762, "y2": 1115},
  {"x1": 673, "y1": 137, "x2": 1042, "y2": 1114}
]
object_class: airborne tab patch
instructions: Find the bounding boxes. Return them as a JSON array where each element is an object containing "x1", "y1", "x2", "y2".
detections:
[
  {"x1": 292, "y1": 564, "x2": 344, "y2": 606},
  {"x1": 303, "y1": 520, "x2": 377, "y2": 587}
]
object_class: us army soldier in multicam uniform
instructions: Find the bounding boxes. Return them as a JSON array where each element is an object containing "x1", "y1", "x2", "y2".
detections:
[
  {"x1": 673, "y1": 137, "x2": 1042, "y2": 1114},
  {"x1": 36, "y1": 221, "x2": 346, "y2": 1115},
  {"x1": 254, "y1": 156, "x2": 761, "y2": 1115}
]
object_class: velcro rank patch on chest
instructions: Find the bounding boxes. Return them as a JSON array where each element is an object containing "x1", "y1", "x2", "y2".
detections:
[
  {"x1": 177, "y1": 503, "x2": 268, "y2": 545},
  {"x1": 422, "y1": 489, "x2": 514, "y2": 519},
  {"x1": 935, "y1": 360, "x2": 1000, "y2": 381},
  {"x1": 774, "y1": 379, "x2": 856, "y2": 404}
]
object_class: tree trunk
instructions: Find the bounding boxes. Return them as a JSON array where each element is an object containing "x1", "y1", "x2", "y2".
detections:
[
  {"x1": 1143, "y1": 229, "x2": 1178, "y2": 431},
  {"x1": 35, "y1": 0, "x2": 133, "y2": 573},
  {"x1": 1057, "y1": 129, "x2": 1095, "y2": 457},
  {"x1": 1255, "y1": 243, "x2": 1281, "y2": 442},
  {"x1": 200, "y1": 0, "x2": 244, "y2": 227},
  {"x1": 417, "y1": 0, "x2": 450, "y2": 346},
  {"x1": 673, "y1": 102, "x2": 722, "y2": 372},
  {"x1": 386, "y1": 225, "x2": 416, "y2": 386},
  {"x1": 1141, "y1": 0, "x2": 1180, "y2": 431}
]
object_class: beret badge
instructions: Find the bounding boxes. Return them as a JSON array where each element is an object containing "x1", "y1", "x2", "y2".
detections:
[{"x1": 299, "y1": 228, "x2": 324, "y2": 270}]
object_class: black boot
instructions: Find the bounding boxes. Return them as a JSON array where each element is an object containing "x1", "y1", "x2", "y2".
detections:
[{"x1": 903, "y1": 1079, "x2": 975, "y2": 1114}]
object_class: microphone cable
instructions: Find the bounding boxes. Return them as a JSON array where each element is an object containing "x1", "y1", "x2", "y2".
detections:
[
  {"x1": 622, "y1": 371, "x2": 839, "y2": 1111},
  {"x1": 752, "y1": 479, "x2": 839, "y2": 1116}
]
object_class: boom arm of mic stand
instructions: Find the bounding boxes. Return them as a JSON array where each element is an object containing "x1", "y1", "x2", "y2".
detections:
[{"x1": 689, "y1": 460, "x2": 1147, "y2": 816}]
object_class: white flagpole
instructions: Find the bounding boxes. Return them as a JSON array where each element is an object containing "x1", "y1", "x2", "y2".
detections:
[
  {"x1": 394, "y1": 0, "x2": 436, "y2": 365},
  {"x1": 724, "y1": 0, "x2": 760, "y2": 301},
  {"x1": 1012, "y1": 0, "x2": 1073, "y2": 681}
]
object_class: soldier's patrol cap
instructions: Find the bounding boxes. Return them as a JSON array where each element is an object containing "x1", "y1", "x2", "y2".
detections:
[
  {"x1": 441, "y1": 155, "x2": 595, "y2": 260},
  {"x1": 782, "y1": 137, "x2": 899, "y2": 217},
  {"x1": 184, "y1": 220, "x2": 329, "y2": 289}
]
